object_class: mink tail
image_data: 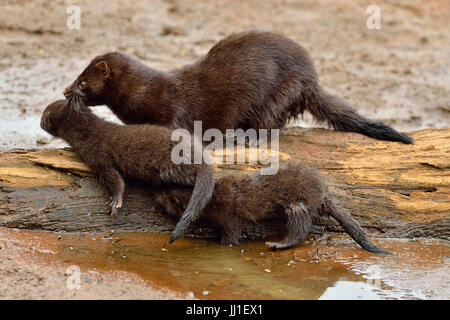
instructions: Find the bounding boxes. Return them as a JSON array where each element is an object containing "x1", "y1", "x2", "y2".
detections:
[
  {"x1": 322, "y1": 197, "x2": 392, "y2": 254},
  {"x1": 169, "y1": 165, "x2": 215, "y2": 243},
  {"x1": 301, "y1": 86, "x2": 413, "y2": 144}
]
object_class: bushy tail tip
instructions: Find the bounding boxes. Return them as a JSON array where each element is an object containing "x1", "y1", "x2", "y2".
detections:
[
  {"x1": 360, "y1": 241, "x2": 393, "y2": 255},
  {"x1": 169, "y1": 165, "x2": 215, "y2": 244},
  {"x1": 323, "y1": 198, "x2": 393, "y2": 255},
  {"x1": 169, "y1": 216, "x2": 190, "y2": 244},
  {"x1": 169, "y1": 232, "x2": 181, "y2": 244},
  {"x1": 310, "y1": 87, "x2": 414, "y2": 145},
  {"x1": 357, "y1": 119, "x2": 413, "y2": 145}
]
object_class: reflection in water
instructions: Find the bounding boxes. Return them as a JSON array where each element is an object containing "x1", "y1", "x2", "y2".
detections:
[
  {"x1": 319, "y1": 280, "x2": 428, "y2": 300},
  {"x1": 320, "y1": 281, "x2": 383, "y2": 300},
  {"x1": 0, "y1": 228, "x2": 448, "y2": 299}
]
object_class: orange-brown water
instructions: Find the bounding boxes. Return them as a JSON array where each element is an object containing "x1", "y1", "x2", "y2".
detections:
[{"x1": 1, "y1": 227, "x2": 448, "y2": 299}]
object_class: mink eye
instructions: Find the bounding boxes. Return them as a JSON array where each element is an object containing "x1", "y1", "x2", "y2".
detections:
[{"x1": 79, "y1": 81, "x2": 87, "y2": 89}]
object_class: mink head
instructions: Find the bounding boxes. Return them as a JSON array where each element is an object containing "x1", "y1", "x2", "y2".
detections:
[
  {"x1": 63, "y1": 53, "x2": 118, "y2": 112},
  {"x1": 40, "y1": 100, "x2": 70, "y2": 137}
]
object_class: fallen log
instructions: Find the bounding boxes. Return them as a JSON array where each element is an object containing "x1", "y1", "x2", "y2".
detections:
[{"x1": 0, "y1": 127, "x2": 449, "y2": 240}]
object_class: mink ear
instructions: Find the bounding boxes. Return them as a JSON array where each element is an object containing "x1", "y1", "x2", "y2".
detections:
[{"x1": 94, "y1": 61, "x2": 110, "y2": 78}]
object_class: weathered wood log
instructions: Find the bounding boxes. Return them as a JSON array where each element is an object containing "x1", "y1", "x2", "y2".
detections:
[{"x1": 0, "y1": 127, "x2": 448, "y2": 240}]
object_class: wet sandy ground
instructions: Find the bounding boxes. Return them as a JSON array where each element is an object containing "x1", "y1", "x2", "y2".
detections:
[
  {"x1": 0, "y1": 0, "x2": 449, "y2": 150},
  {"x1": 0, "y1": 228, "x2": 448, "y2": 300},
  {"x1": 0, "y1": 228, "x2": 191, "y2": 299},
  {"x1": 0, "y1": 0, "x2": 449, "y2": 299}
]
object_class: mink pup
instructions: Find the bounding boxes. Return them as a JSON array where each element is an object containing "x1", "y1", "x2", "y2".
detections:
[
  {"x1": 63, "y1": 29, "x2": 411, "y2": 144},
  {"x1": 40, "y1": 99, "x2": 214, "y2": 243},
  {"x1": 155, "y1": 164, "x2": 391, "y2": 254}
]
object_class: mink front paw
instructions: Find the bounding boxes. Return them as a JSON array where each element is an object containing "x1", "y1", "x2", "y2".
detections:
[
  {"x1": 109, "y1": 197, "x2": 123, "y2": 217},
  {"x1": 220, "y1": 237, "x2": 240, "y2": 246}
]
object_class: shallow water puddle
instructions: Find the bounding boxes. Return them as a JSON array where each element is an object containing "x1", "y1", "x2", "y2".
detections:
[{"x1": 0, "y1": 227, "x2": 448, "y2": 299}]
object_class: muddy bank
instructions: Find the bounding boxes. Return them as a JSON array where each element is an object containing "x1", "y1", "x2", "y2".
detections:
[
  {"x1": 0, "y1": 0, "x2": 449, "y2": 150},
  {"x1": 0, "y1": 227, "x2": 191, "y2": 299},
  {"x1": 0, "y1": 227, "x2": 448, "y2": 300}
]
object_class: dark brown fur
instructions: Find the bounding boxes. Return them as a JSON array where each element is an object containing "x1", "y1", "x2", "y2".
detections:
[
  {"x1": 64, "y1": 30, "x2": 412, "y2": 144},
  {"x1": 155, "y1": 164, "x2": 391, "y2": 254},
  {"x1": 40, "y1": 100, "x2": 214, "y2": 243}
]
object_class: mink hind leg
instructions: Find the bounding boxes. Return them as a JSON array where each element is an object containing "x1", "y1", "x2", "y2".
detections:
[
  {"x1": 237, "y1": 91, "x2": 298, "y2": 135},
  {"x1": 266, "y1": 202, "x2": 313, "y2": 250}
]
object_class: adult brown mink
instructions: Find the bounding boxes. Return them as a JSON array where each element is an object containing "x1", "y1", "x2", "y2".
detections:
[
  {"x1": 40, "y1": 99, "x2": 214, "y2": 243},
  {"x1": 63, "y1": 30, "x2": 412, "y2": 144},
  {"x1": 155, "y1": 164, "x2": 391, "y2": 254}
]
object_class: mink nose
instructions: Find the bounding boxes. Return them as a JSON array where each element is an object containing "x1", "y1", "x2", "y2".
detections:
[{"x1": 63, "y1": 87, "x2": 72, "y2": 98}]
